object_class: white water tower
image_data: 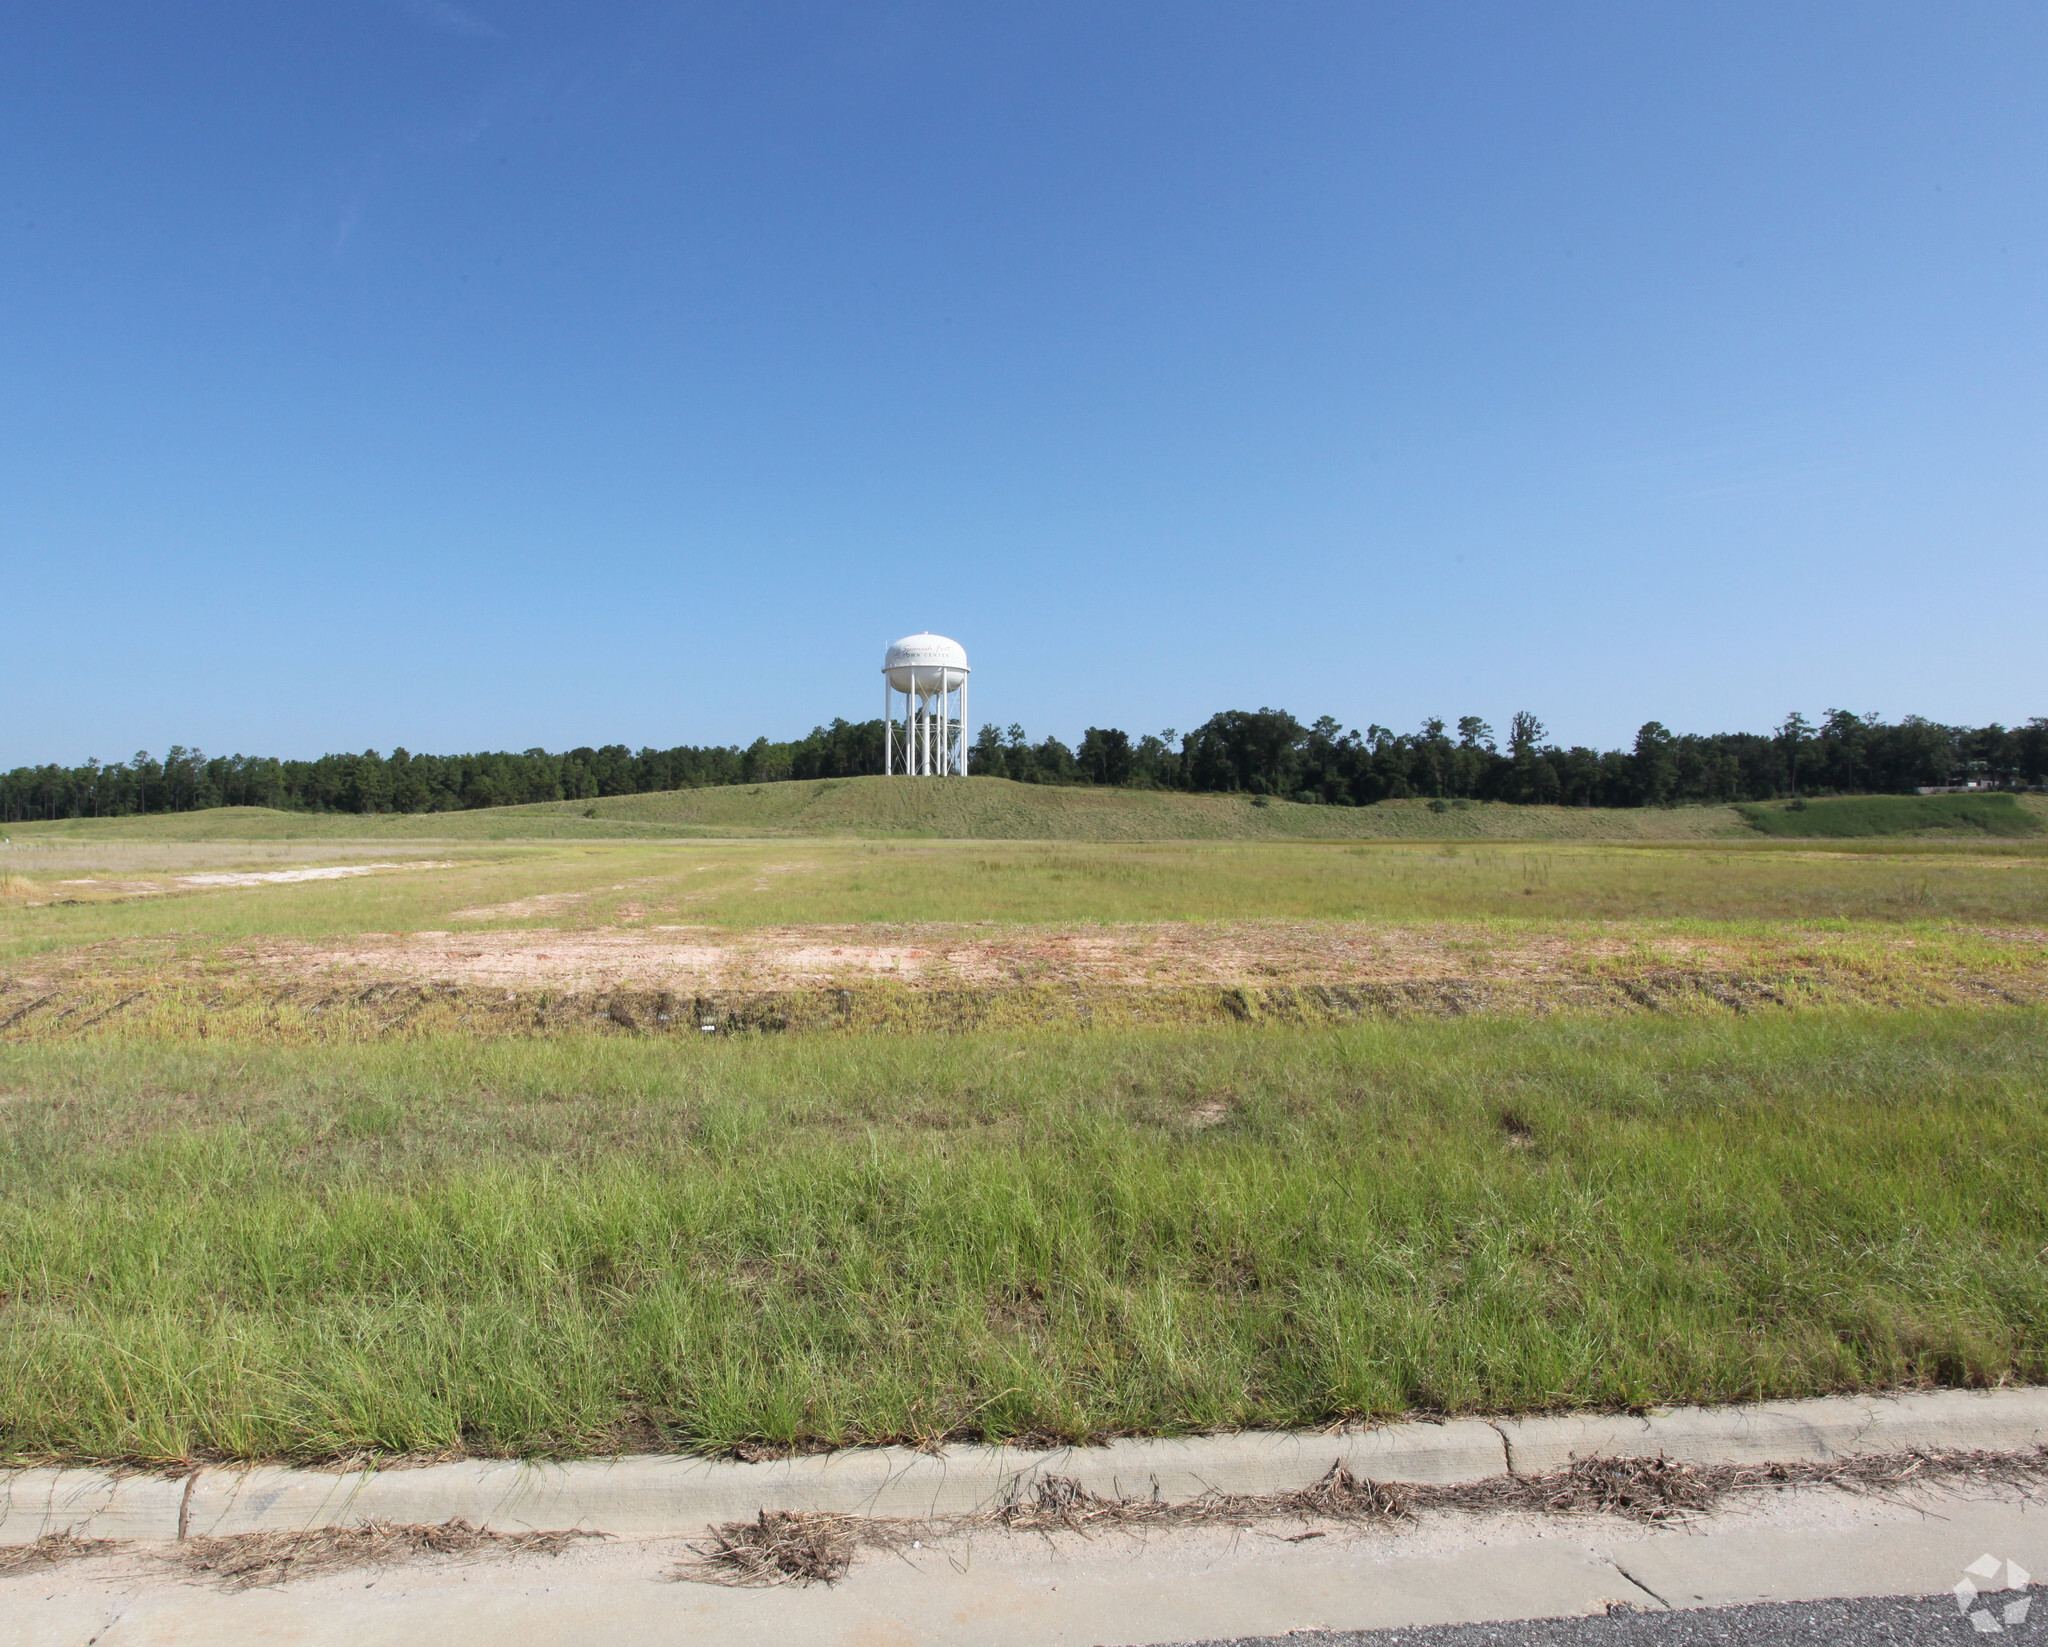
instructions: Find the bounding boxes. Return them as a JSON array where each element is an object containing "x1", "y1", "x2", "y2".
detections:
[{"x1": 882, "y1": 633, "x2": 970, "y2": 776}]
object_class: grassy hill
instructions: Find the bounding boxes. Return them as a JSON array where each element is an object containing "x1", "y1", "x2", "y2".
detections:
[
  {"x1": 1736, "y1": 792, "x2": 2044, "y2": 839},
  {"x1": 7, "y1": 777, "x2": 2042, "y2": 844},
  {"x1": 4, "y1": 804, "x2": 660, "y2": 844},
  {"x1": 552, "y1": 776, "x2": 1769, "y2": 840},
  {"x1": 5, "y1": 777, "x2": 1753, "y2": 843}
]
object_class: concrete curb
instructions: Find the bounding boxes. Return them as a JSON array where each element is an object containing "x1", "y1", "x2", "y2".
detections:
[
  {"x1": 5, "y1": 1386, "x2": 2046, "y2": 1545},
  {"x1": 1497, "y1": 1386, "x2": 2048, "y2": 1476}
]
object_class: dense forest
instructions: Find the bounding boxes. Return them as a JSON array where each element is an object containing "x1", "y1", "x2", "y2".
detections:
[{"x1": 3, "y1": 709, "x2": 2043, "y2": 823}]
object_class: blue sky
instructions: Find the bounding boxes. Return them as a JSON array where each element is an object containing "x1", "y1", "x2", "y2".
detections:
[{"x1": 3, "y1": 1, "x2": 2042, "y2": 767}]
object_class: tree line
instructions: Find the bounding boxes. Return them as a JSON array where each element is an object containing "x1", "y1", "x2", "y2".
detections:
[
  {"x1": 1027, "y1": 710, "x2": 2048, "y2": 808},
  {"x1": 3, "y1": 709, "x2": 2042, "y2": 823}
]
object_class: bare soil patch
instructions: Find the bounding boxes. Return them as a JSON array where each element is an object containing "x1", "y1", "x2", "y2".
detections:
[
  {"x1": 3, "y1": 922, "x2": 2041, "y2": 1042},
  {"x1": 269, "y1": 919, "x2": 2046, "y2": 997},
  {"x1": 38, "y1": 861, "x2": 459, "y2": 904},
  {"x1": 175, "y1": 863, "x2": 456, "y2": 888}
]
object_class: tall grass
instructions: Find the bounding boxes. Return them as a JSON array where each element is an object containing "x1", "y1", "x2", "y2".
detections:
[
  {"x1": 2, "y1": 1011, "x2": 2042, "y2": 1463},
  {"x1": 1739, "y1": 793, "x2": 2043, "y2": 839}
]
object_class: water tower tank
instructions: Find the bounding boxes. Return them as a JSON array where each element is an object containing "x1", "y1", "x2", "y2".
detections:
[{"x1": 883, "y1": 633, "x2": 970, "y2": 694}]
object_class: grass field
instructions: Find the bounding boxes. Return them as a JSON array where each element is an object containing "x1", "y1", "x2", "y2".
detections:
[
  {"x1": 3, "y1": 812, "x2": 2044, "y2": 1465},
  {"x1": 11, "y1": 778, "x2": 2044, "y2": 846},
  {"x1": 2, "y1": 777, "x2": 1769, "y2": 842},
  {"x1": 1, "y1": 1012, "x2": 2041, "y2": 1464},
  {"x1": 3, "y1": 836, "x2": 2044, "y2": 1041},
  {"x1": 8, "y1": 834, "x2": 2046, "y2": 939}
]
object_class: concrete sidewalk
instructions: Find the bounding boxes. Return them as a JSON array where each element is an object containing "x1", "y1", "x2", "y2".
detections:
[{"x1": 3, "y1": 1470, "x2": 2041, "y2": 1646}]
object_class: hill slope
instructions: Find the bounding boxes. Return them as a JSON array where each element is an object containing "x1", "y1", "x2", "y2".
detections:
[
  {"x1": 1736, "y1": 792, "x2": 2043, "y2": 838},
  {"x1": 5, "y1": 776, "x2": 1759, "y2": 842},
  {"x1": 564, "y1": 776, "x2": 1757, "y2": 839}
]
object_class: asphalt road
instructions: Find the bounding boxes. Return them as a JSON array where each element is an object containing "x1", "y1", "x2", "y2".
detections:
[{"x1": 1173, "y1": 1590, "x2": 2023, "y2": 1646}]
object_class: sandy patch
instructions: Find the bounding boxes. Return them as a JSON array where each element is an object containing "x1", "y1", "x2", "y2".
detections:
[
  {"x1": 7, "y1": 921, "x2": 2044, "y2": 1039},
  {"x1": 179, "y1": 862, "x2": 455, "y2": 887},
  {"x1": 60, "y1": 862, "x2": 456, "y2": 892},
  {"x1": 284, "y1": 932, "x2": 736, "y2": 990},
  {"x1": 257, "y1": 921, "x2": 1827, "y2": 994}
]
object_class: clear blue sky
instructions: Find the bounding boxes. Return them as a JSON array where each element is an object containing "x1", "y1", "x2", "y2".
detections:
[{"x1": 3, "y1": 1, "x2": 2042, "y2": 768}]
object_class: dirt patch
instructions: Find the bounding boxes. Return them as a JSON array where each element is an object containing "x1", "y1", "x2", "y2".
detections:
[
  {"x1": 276, "y1": 922, "x2": 1621, "y2": 992},
  {"x1": 3, "y1": 921, "x2": 2042, "y2": 1043},
  {"x1": 259, "y1": 919, "x2": 2046, "y2": 997},
  {"x1": 315, "y1": 932, "x2": 735, "y2": 990},
  {"x1": 50, "y1": 863, "x2": 458, "y2": 899},
  {"x1": 174, "y1": 863, "x2": 456, "y2": 888}
]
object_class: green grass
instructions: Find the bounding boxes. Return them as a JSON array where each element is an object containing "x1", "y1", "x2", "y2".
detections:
[
  {"x1": 9, "y1": 779, "x2": 1762, "y2": 843},
  {"x1": 558, "y1": 776, "x2": 1766, "y2": 841},
  {"x1": 1, "y1": 1011, "x2": 2042, "y2": 1465},
  {"x1": 16, "y1": 781, "x2": 2046, "y2": 846},
  {"x1": 1739, "y1": 792, "x2": 2045, "y2": 839},
  {"x1": 5, "y1": 838, "x2": 2044, "y2": 965},
  {"x1": 8, "y1": 806, "x2": 683, "y2": 844},
  {"x1": 6, "y1": 819, "x2": 2044, "y2": 1463}
]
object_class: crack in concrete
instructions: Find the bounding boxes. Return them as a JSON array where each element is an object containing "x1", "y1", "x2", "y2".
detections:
[
  {"x1": 1487, "y1": 1419, "x2": 1519, "y2": 1477},
  {"x1": 1605, "y1": 1554, "x2": 1672, "y2": 1609}
]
